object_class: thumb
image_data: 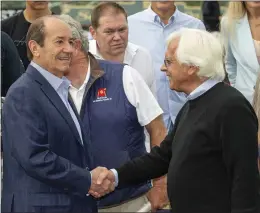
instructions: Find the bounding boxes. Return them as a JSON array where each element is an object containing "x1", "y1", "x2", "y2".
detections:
[{"x1": 97, "y1": 169, "x2": 108, "y2": 185}]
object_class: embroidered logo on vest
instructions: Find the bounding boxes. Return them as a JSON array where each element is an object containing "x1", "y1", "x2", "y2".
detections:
[
  {"x1": 93, "y1": 88, "x2": 112, "y2": 102},
  {"x1": 98, "y1": 88, "x2": 106, "y2": 97}
]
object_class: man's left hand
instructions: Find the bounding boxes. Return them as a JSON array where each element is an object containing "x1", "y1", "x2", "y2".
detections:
[{"x1": 147, "y1": 177, "x2": 169, "y2": 212}]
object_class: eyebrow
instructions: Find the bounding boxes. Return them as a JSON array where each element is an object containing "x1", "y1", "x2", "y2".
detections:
[
  {"x1": 104, "y1": 26, "x2": 127, "y2": 31},
  {"x1": 54, "y1": 36, "x2": 65, "y2": 40}
]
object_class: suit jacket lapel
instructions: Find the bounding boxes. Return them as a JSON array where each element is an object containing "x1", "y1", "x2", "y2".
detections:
[
  {"x1": 26, "y1": 66, "x2": 83, "y2": 147},
  {"x1": 236, "y1": 14, "x2": 259, "y2": 72}
]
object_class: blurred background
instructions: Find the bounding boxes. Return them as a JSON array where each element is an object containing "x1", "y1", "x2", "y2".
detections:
[{"x1": 1, "y1": 1, "x2": 228, "y2": 31}]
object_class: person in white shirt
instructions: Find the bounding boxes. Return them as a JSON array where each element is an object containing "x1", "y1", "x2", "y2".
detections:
[
  {"x1": 58, "y1": 14, "x2": 168, "y2": 213},
  {"x1": 89, "y1": 2, "x2": 163, "y2": 167},
  {"x1": 88, "y1": 3, "x2": 156, "y2": 97}
]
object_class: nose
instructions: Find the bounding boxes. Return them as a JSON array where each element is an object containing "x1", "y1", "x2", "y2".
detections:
[
  {"x1": 161, "y1": 64, "x2": 167, "y2": 72},
  {"x1": 63, "y1": 42, "x2": 74, "y2": 54},
  {"x1": 113, "y1": 32, "x2": 121, "y2": 40}
]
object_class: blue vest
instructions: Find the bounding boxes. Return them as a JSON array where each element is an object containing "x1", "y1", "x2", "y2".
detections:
[{"x1": 81, "y1": 60, "x2": 151, "y2": 207}]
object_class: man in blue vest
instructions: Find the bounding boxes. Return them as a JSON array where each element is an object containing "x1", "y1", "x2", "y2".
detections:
[{"x1": 59, "y1": 15, "x2": 168, "y2": 212}]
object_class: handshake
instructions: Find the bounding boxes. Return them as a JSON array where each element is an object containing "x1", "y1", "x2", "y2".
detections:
[{"x1": 88, "y1": 167, "x2": 116, "y2": 198}]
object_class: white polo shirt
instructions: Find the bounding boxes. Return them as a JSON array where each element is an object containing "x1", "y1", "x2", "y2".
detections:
[
  {"x1": 69, "y1": 59, "x2": 163, "y2": 151},
  {"x1": 89, "y1": 40, "x2": 156, "y2": 97}
]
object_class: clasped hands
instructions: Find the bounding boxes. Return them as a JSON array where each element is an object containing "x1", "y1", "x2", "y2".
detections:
[{"x1": 88, "y1": 167, "x2": 116, "y2": 198}]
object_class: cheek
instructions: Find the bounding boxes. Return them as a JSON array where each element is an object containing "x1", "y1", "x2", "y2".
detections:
[
  {"x1": 97, "y1": 36, "x2": 111, "y2": 47},
  {"x1": 122, "y1": 33, "x2": 128, "y2": 43}
]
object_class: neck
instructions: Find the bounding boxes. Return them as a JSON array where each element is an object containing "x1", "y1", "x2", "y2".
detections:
[
  {"x1": 247, "y1": 8, "x2": 260, "y2": 19},
  {"x1": 151, "y1": 5, "x2": 176, "y2": 24},
  {"x1": 183, "y1": 78, "x2": 206, "y2": 95},
  {"x1": 98, "y1": 47, "x2": 124, "y2": 63},
  {"x1": 67, "y1": 53, "x2": 89, "y2": 89},
  {"x1": 24, "y1": 7, "x2": 51, "y2": 23}
]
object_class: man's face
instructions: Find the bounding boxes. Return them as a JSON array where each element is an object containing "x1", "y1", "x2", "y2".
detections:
[
  {"x1": 27, "y1": 1, "x2": 49, "y2": 10},
  {"x1": 151, "y1": 1, "x2": 175, "y2": 13},
  {"x1": 32, "y1": 19, "x2": 74, "y2": 77},
  {"x1": 161, "y1": 39, "x2": 190, "y2": 92},
  {"x1": 91, "y1": 12, "x2": 128, "y2": 57}
]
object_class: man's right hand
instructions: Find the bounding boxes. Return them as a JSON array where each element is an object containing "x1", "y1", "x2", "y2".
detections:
[{"x1": 88, "y1": 167, "x2": 116, "y2": 198}]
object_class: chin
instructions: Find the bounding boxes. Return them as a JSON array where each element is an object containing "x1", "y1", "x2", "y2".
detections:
[
  {"x1": 156, "y1": 1, "x2": 174, "y2": 9},
  {"x1": 112, "y1": 49, "x2": 125, "y2": 56},
  {"x1": 31, "y1": 2, "x2": 49, "y2": 10},
  {"x1": 63, "y1": 69, "x2": 70, "y2": 75},
  {"x1": 170, "y1": 84, "x2": 182, "y2": 92},
  {"x1": 58, "y1": 65, "x2": 70, "y2": 73}
]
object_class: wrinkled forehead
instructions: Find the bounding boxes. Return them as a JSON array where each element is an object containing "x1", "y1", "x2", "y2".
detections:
[{"x1": 44, "y1": 19, "x2": 73, "y2": 40}]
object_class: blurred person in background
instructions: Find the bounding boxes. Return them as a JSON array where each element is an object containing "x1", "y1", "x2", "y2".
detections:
[
  {"x1": 1, "y1": 1, "x2": 52, "y2": 69},
  {"x1": 210, "y1": 31, "x2": 230, "y2": 84},
  {"x1": 1, "y1": 31, "x2": 24, "y2": 97},
  {"x1": 127, "y1": 1, "x2": 205, "y2": 131},
  {"x1": 202, "y1": 1, "x2": 221, "y2": 32},
  {"x1": 221, "y1": 1, "x2": 260, "y2": 103}
]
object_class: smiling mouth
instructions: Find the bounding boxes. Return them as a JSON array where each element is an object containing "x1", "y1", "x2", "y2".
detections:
[{"x1": 57, "y1": 56, "x2": 71, "y2": 61}]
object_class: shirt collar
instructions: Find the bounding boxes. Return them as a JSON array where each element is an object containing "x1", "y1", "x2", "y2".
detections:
[
  {"x1": 187, "y1": 79, "x2": 220, "y2": 101},
  {"x1": 124, "y1": 42, "x2": 139, "y2": 65},
  {"x1": 80, "y1": 60, "x2": 91, "y2": 88},
  {"x1": 89, "y1": 40, "x2": 139, "y2": 65},
  {"x1": 30, "y1": 61, "x2": 71, "y2": 91},
  {"x1": 89, "y1": 40, "x2": 102, "y2": 60},
  {"x1": 146, "y1": 4, "x2": 178, "y2": 24}
]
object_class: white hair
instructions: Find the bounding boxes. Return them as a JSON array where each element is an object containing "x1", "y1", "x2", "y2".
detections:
[
  {"x1": 166, "y1": 28, "x2": 225, "y2": 81},
  {"x1": 58, "y1": 14, "x2": 89, "y2": 53}
]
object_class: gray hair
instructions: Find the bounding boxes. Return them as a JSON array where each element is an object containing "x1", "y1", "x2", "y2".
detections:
[
  {"x1": 166, "y1": 28, "x2": 225, "y2": 81},
  {"x1": 58, "y1": 14, "x2": 89, "y2": 53}
]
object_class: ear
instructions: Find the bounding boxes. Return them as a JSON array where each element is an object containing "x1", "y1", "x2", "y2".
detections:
[
  {"x1": 89, "y1": 26, "x2": 97, "y2": 40},
  {"x1": 28, "y1": 40, "x2": 40, "y2": 58},
  {"x1": 73, "y1": 39, "x2": 82, "y2": 51},
  {"x1": 187, "y1": 65, "x2": 199, "y2": 76}
]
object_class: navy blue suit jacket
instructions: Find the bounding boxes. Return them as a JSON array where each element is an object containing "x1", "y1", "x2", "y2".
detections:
[{"x1": 1, "y1": 65, "x2": 97, "y2": 212}]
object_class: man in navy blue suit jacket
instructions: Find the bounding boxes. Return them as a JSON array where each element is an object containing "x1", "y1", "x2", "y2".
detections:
[{"x1": 1, "y1": 16, "x2": 114, "y2": 213}]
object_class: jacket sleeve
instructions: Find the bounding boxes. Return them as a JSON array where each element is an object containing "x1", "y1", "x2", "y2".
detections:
[
  {"x1": 116, "y1": 102, "x2": 187, "y2": 187},
  {"x1": 3, "y1": 87, "x2": 92, "y2": 195},
  {"x1": 116, "y1": 129, "x2": 174, "y2": 188}
]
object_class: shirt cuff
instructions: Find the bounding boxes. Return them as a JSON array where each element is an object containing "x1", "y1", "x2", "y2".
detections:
[
  {"x1": 86, "y1": 170, "x2": 92, "y2": 196},
  {"x1": 110, "y1": 169, "x2": 119, "y2": 187}
]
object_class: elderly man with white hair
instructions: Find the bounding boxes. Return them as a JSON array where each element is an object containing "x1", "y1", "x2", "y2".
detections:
[{"x1": 93, "y1": 28, "x2": 260, "y2": 213}]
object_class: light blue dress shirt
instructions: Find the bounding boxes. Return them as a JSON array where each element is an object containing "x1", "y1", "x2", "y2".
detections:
[
  {"x1": 128, "y1": 6, "x2": 205, "y2": 130},
  {"x1": 112, "y1": 79, "x2": 220, "y2": 186},
  {"x1": 30, "y1": 62, "x2": 83, "y2": 144}
]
